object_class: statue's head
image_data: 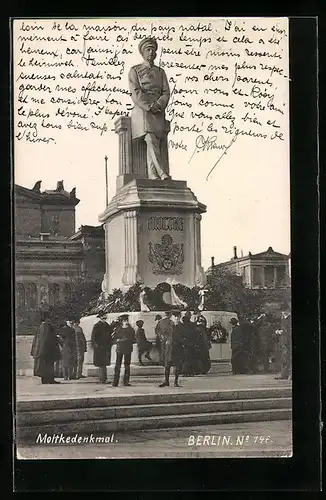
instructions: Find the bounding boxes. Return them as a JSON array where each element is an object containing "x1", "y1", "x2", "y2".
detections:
[{"x1": 139, "y1": 37, "x2": 158, "y2": 64}]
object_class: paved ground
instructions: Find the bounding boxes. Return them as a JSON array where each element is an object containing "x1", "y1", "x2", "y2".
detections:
[
  {"x1": 16, "y1": 375, "x2": 292, "y2": 459},
  {"x1": 16, "y1": 373, "x2": 291, "y2": 401},
  {"x1": 17, "y1": 420, "x2": 292, "y2": 459}
]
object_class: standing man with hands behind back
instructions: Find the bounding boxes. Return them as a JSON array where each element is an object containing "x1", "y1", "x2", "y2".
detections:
[{"x1": 112, "y1": 315, "x2": 136, "y2": 387}]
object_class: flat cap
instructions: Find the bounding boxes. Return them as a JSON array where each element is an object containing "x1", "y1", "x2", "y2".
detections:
[
  {"x1": 138, "y1": 36, "x2": 158, "y2": 54},
  {"x1": 119, "y1": 314, "x2": 129, "y2": 321}
]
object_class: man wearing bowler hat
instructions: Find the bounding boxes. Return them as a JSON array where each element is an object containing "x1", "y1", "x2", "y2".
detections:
[
  {"x1": 91, "y1": 311, "x2": 113, "y2": 384},
  {"x1": 128, "y1": 36, "x2": 171, "y2": 180}
]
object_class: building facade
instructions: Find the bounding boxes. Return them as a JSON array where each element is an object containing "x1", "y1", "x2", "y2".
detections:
[
  {"x1": 69, "y1": 225, "x2": 105, "y2": 282},
  {"x1": 15, "y1": 181, "x2": 105, "y2": 334},
  {"x1": 210, "y1": 246, "x2": 290, "y2": 290}
]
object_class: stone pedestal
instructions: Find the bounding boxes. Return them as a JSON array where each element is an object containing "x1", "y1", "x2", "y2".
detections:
[
  {"x1": 99, "y1": 178, "x2": 207, "y2": 293},
  {"x1": 80, "y1": 310, "x2": 236, "y2": 377}
]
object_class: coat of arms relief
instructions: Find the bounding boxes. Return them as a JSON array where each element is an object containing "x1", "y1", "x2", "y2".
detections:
[{"x1": 149, "y1": 234, "x2": 184, "y2": 275}]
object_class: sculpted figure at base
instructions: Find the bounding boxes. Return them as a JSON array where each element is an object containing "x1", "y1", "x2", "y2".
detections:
[{"x1": 129, "y1": 37, "x2": 171, "y2": 180}]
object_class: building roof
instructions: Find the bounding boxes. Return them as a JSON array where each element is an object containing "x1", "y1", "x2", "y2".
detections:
[
  {"x1": 248, "y1": 247, "x2": 289, "y2": 259},
  {"x1": 70, "y1": 225, "x2": 104, "y2": 240},
  {"x1": 209, "y1": 246, "x2": 290, "y2": 270},
  {"x1": 15, "y1": 181, "x2": 80, "y2": 206}
]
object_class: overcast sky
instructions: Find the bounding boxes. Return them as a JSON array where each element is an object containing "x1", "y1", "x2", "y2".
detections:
[{"x1": 14, "y1": 17, "x2": 290, "y2": 269}]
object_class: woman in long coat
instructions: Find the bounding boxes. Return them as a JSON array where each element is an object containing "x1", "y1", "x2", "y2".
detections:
[
  {"x1": 59, "y1": 321, "x2": 77, "y2": 380},
  {"x1": 181, "y1": 314, "x2": 211, "y2": 376},
  {"x1": 30, "y1": 311, "x2": 61, "y2": 384}
]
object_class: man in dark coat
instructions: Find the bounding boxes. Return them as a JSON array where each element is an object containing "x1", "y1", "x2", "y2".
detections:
[
  {"x1": 181, "y1": 313, "x2": 211, "y2": 376},
  {"x1": 112, "y1": 315, "x2": 136, "y2": 386},
  {"x1": 241, "y1": 317, "x2": 260, "y2": 374},
  {"x1": 230, "y1": 317, "x2": 246, "y2": 374},
  {"x1": 30, "y1": 310, "x2": 61, "y2": 384},
  {"x1": 156, "y1": 311, "x2": 174, "y2": 368},
  {"x1": 91, "y1": 312, "x2": 113, "y2": 384},
  {"x1": 159, "y1": 310, "x2": 187, "y2": 387}
]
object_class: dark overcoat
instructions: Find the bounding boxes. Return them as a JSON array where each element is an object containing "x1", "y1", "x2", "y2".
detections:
[
  {"x1": 170, "y1": 322, "x2": 187, "y2": 366},
  {"x1": 31, "y1": 320, "x2": 61, "y2": 377},
  {"x1": 181, "y1": 318, "x2": 211, "y2": 375},
  {"x1": 113, "y1": 325, "x2": 136, "y2": 355},
  {"x1": 156, "y1": 317, "x2": 174, "y2": 366},
  {"x1": 91, "y1": 320, "x2": 113, "y2": 367},
  {"x1": 231, "y1": 324, "x2": 247, "y2": 374},
  {"x1": 59, "y1": 324, "x2": 77, "y2": 368}
]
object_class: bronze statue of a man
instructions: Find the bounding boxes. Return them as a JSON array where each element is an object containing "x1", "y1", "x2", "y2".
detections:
[{"x1": 129, "y1": 37, "x2": 171, "y2": 180}]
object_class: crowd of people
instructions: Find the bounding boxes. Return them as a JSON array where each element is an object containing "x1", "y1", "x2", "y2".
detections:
[
  {"x1": 30, "y1": 312, "x2": 87, "y2": 384},
  {"x1": 30, "y1": 308, "x2": 212, "y2": 386},
  {"x1": 30, "y1": 303, "x2": 291, "y2": 386},
  {"x1": 229, "y1": 304, "x2": 292, "y2": 381}
]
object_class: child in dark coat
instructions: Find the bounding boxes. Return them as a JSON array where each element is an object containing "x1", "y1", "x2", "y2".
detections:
[{"x1": 135, "y1": 320, "x2": 153, "y2": 365}]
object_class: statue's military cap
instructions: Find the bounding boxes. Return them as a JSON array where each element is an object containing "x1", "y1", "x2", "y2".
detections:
[{"x1": 138, "y1": 37, "x2": 158, "y2": 54}]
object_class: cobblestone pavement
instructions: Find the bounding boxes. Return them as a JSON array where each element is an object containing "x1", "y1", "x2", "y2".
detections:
[
  {"x1": 17, "y1": 420, "x2": 292, "y2": 459},
  {"x1": 16, "y1": 373, "x2": 291, "y2": 401}
]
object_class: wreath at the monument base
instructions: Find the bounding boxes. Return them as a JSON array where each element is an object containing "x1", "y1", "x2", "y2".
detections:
[{"x1": 82, "y1": 282, "x2": 203, "y2": 317}]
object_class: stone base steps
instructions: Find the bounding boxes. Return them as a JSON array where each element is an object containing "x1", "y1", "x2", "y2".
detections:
[
  {"x1": 17, "y1": 387, "x2": 291, "y2": 441},
  {"x1": 16, "y1": 361, "x2": 232, "y2": 377}
]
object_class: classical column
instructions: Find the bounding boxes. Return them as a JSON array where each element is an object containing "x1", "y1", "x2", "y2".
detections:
[
  {"x1": 114, "y1": 117, "x2": 132, "y2": 175},
  {"x1": 132, "y1": 138, "x2": 147, "y2": 177},
  {"x1": 273, "y1": 266, "x2": 277, "y2": 287},
  {"x1": 249, "y1": 266, "x2": 253, "y2": 288},
  {"x1": 122, "y1": 210, "x2": 142, "y2": 287}
]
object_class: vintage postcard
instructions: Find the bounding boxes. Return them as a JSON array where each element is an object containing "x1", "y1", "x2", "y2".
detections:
[{"x1": 13, "y1": 17, "x2": 292, "y2": 460}]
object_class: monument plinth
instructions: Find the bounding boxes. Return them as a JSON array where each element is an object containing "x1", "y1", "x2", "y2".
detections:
[{"x1": 99, "y1": 173, "x2": 207, "y2": 293}]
